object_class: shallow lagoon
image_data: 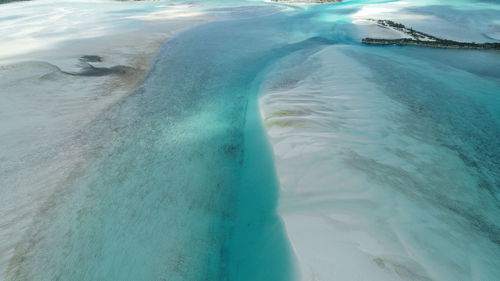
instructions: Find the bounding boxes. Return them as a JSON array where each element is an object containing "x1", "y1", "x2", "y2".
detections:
[{"x1": 1, "y1": 0, "x2": 499, "y2": 280}]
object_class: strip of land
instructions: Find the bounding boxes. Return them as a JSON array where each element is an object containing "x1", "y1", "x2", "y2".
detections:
[
  {"x1": 362, "y1": 20, "x2": 500, "y2": 50},
  {"x1": 0, "y1": 0, "x2": 29, "y2": 3}
]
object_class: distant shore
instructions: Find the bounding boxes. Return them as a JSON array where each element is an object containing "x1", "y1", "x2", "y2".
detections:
[
  {"x1": 362, "y1": 38, "x2": 500, "y2": 50},
  {"x1": 0, "y1": 0, "x2": 29, "y2": 4},
  {"x1": 362, "y1": 20, "x2": 500, "y2": 50},
  {"x1": 269, "y1": 0, "x2": 341, "y2": 4}
]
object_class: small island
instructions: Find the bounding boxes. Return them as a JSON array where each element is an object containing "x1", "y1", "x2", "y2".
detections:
[{"x1": 362, "y1": 20, "x2": 500, "y2": 50}]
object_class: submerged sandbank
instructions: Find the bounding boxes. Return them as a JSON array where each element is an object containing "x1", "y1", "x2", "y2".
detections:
[
  {"x1": 258, "y1": 1, "x2": 500, "y2": 280},
  {"x1": 0, "y1": 2, "x2": 209, "y2": 278},
  {"x1": 1, "y1": 3, "x2": 296, "y2": 280},
  {"x1": 259, "y1": 43, "x2": 500, "y2": 281}
]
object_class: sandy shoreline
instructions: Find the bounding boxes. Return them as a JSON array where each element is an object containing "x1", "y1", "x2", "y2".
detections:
[
  {"x1": 2, "y1": 0, "x2": 499, "y2": 279},
  {"x1": 0, "y1": 2, "x2": 210, "y2": 277},
  {"x1": 258, "y1": 1, "x2": 500, "y2": 279}
]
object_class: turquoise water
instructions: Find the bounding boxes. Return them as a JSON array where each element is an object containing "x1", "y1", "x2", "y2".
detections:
[
  {"x1": 5, "y1": 6, "x2": 329, "y2": 281},
  {"x1": 1, "y1": 0, "x2": 499, "y2": 280}
]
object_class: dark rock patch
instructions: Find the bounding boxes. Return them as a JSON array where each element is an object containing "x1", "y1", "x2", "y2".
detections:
[
  {"x1": 80, "y1": 55, "x2": 103, "y2": 63},
  {"x1": 72, "y1": 65, "x2": 135, "y2": 77}
]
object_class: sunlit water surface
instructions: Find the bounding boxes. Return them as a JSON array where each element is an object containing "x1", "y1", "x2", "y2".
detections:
[{"x1": 0, "y1": 0, "x2": 499, "y2": 280}]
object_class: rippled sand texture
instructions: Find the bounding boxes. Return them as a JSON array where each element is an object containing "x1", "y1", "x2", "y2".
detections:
[
  {"x1": 0, "y1": 1, "x2": 209, "y2": 279},
  {"x1": 260, "y1": 36, "x2": 500, "y2": 281},
  {"x1": 259, "y1": 1, "x2": 500, "y2": 279},
  {"x1": 1, "y1": 4, "x2": 300, "y2": 281},
  {"x1": 1, "y1": 0, "x2": 499, "y2": 280}
]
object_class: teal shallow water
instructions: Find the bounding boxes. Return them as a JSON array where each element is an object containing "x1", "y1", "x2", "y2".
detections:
[
  {"x1": 2, "y1": 0, "x2": 500, "y2": 280},
  {"x1": 6, "y1": 6, "x2": 331, "y2": 281}
]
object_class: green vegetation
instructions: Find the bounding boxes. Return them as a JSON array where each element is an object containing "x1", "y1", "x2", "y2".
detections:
[
  {"x1": 6, "y1": 247, "x2": 29, "y2": 280},
  {"x1": 362, "y1": 37, "x2": 500, "y2": 50},
  {"x1": 379, "y1": 20, "x2": 405, "y2": 29},
  {"x1": 264, "y1": 109, "x2": 297, "y2": 121},
  {"x1": 363, "y1": 20, "x2": 500, "y2": 50},
  {"x1": 264, "y1": 110, "x2": 305, "y2": 128}
]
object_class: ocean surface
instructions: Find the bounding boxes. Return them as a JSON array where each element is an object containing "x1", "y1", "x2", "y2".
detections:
[{"x1": 0, "y1": 0, "x2": 499, "y2": 280}]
